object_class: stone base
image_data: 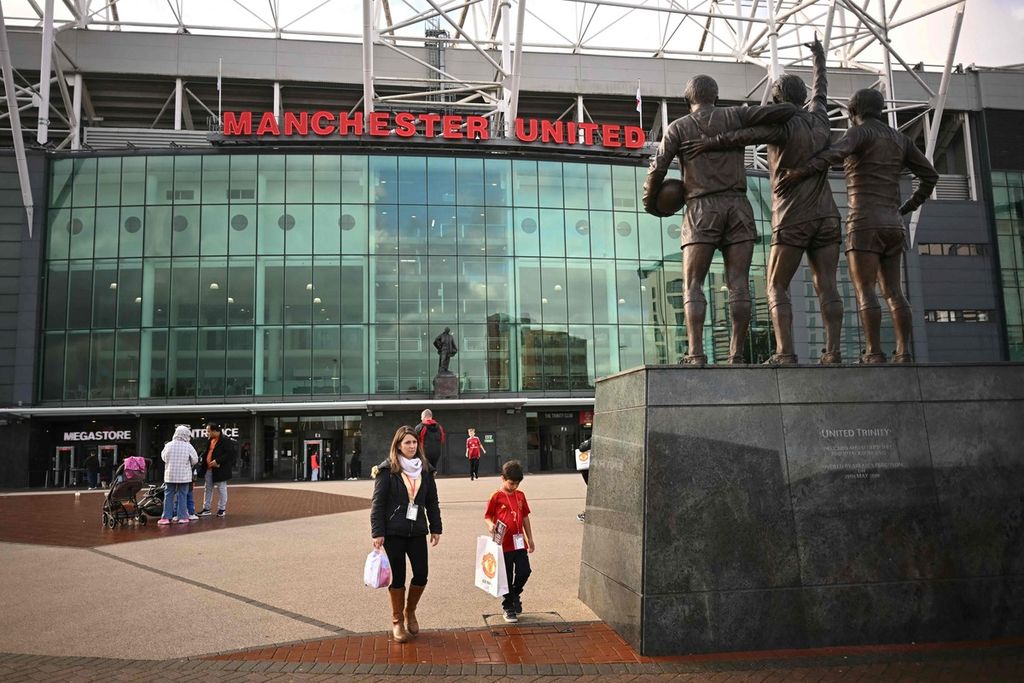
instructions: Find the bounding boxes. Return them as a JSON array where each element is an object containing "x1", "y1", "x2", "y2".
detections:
[
  {"x1": 433, "y1": 373, "x2": 458, "y2": 398},
  {"x1": 580, "y1": 363, "x2": 1024, "y2": 656}
]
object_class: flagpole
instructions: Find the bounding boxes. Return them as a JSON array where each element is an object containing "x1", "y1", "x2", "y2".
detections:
[
  {"x1": 637, "y1": 78, "x2": 642, "y2": 128},
  {"x1": 217, "y1": 58, "x2": 223, "y2": 128}
]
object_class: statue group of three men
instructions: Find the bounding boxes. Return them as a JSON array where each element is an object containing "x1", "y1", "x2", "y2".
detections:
[{"x1": 643, "y1": 39, "x2": 939, "y2": 365}]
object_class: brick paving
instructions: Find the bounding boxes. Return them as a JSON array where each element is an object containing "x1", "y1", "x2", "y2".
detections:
[{"x1": 0, "y1": 486, "x2": 369, "y2": 547}]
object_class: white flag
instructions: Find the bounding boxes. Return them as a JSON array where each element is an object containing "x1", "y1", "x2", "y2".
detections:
[{"x1": 635, "y1": 84, "x2": 642, "y2": 115}]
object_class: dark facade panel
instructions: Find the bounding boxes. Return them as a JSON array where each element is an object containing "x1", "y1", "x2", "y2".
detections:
[{"x1": 985, "y1": 110, "x2": 1024, "y2": 170}]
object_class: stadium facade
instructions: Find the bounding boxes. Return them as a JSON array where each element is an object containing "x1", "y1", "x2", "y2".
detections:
[{"x1": 1, "y1": 6, "x2": 1023, "y2": 487}]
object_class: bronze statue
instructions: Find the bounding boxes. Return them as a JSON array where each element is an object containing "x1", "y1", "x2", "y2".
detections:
[
  {"x1": 433, "y1": 327, "x2": 458, "y2": 375},
  {"x1": 680, "y1": 39, "x2": 843, "y2": 365},
  {"x1": 776, "y1": 88, "x2": 939, "y2": 363},
  {"x1": 643, "y1": 75, "x2": 797, "y2": 365}
]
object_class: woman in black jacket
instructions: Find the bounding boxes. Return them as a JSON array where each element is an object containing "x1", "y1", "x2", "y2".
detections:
[{"x1": 371, "y1": 425, "x2": 442, "y2": 643}]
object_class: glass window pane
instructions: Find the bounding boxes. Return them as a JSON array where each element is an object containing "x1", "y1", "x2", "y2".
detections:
[
  {"x1": 339, "y1": 325, "x2": 366, "y2": 393},
  {"x1": 89, "y1": 331, "x2": 115, "y2": 400},
  {"x1": 121, "y1": 157, "x2": 146, "y2": 205},
  {"x1": 460, "y1": 256, "x2": 487, "y2": 321},
  {"x1": 458, "y1": 323, "x2": 488, "y2": 393},
  {"x1": 398, "y1": 255, "x2": 428, "y2": 323},
  {"x1": 226, "y1": 328, "x2": 254, "y2": 396},
  {"x1": 200, "y1": 258, "x2": 228, "y2": 325},
  {"x1": 92, "y1": 260, "x2": 118, "y2": 328},
  {"x1": 258, "y1": 155, "x2": 286, "y2": 203},
  {"x1": 399, "y1": 323, "x2": 430, "y2": 393},
  {"x1": 258, "y1": 204, "x2": 286, "y2": 255},
  {"x1": 588, "y1": 165, "x2": 613, "y2": 211},
  {"x1": 117, "y1": 260, "x2": 143, "y2": 327},
  {"x1": 96, "y1": 157, "x2": 121, "y2": 206},
  {"x1": 44, "y1": 262, "x2": 68, "y2": 329},
  {"x1": 514, "y1": 208, "x2": 540, "y2": 256},
  {"x1": 173, "y1": 156, "x2": 201, "y2": 204},
  {"x1": 563, "y1": 163, "x2": 589, "y2": 209},
  {"x1": 228, "y1": 204, "x2": 256, "y2": 254},
  {"x1": 283, "y1": 326, "x2": 312, "y2": 395},
  {"x1": 285, "y1": 205, "x2": 313, "y2": 254},
  {"x1": 373, "y1": 255, "x2": 399, "y2": 322},
  {"x1": 639, "y1": 212, "x2": 665, "y2": 260},
  {"x1": 261, "y1": 257, "x2": 284, "y2": 325},
  {"x1": 619, "y1": 326, "x2": 644, "y2": 369},
  {"x1": 614, "y1": 212, "x2": 639, "y2": 259},
  {"x1": 593, "y1": 325, "x2": 620, "y2": 378},
  {"x1": 47, "y1": 208, "x2": 71, "y2": 260},
  {"x1": 486, "y1": 256, "x2": 515, "y2": 320},
  {"x1": 313, "y1": 204, "x2": 341, "y2": 254},
  {"x1": 341, "y1": 256, "x2": 367, "y2": 324},
  {"x1": 428, "y1": 206, "x2": 458, "y2": 255},
  {"x1": 457, "y1": 158, "x2": 484, "y2": 205},
  {"x1": 399, "y1": 205, "x2": 428, "y2": 254},
  {"x1": 41, "y1": 332, "x2": 65, "y2": 401},
  {"x1": 566, "y1": 260, "x2": 593, "y2": 324},
  {"x1": 94, "y1": 207, "x2": 119, "y2": 258},
  {"x1": 513, "y1": 160, "x2": 539, "y2": 207},
  {"x1": 145, "y1": 156, "x2": 173, "y2": 205},
  {"x1": 67, "y1": 261, "x2": 93, "y2": 329},
  {"x1": 312, "y1": 326, "x2": 341, "y2": 394},
  {"x1": 198, "y1": 327, "x2": 226, "y2": 396},
  {"x1": 50, "y1": 159, "x2": 73, "y2": 208},
  {"x1": 202, "y1": 156, "x2": 229, "y2": 204},
  {"x1": 64, "y1": 331, "x2": 90, "y2": 400},
  {"x1": 612, "y1": 165, "x2": 638, "y2": 211},
  {"x1": 169, "y1": 328, "x2": 197, "y2": 397},
  {"x1": 459, "y1": 206, "x2": 486, "y2": 256},
  {"x1": 616, "y1": 260, "x2": 643, "y2": 325},
  {"x1": 427, "y1": 157, "x2": 456, "y2": 205},
  {"x1": 540, "y1": 258, "x2": 568, "y2": 324},
  {"x1": 516, "y1": 257, "x2": 542, "y2": 326},
  {"x1": 538, "y1": 161, "x2": 564, "y2": 208},
  {"x1": 230, "y1": 155, "x2": 257, "y2": 200},
  {"x1": 141, "y1": 329, "x2": 168, "y2": 398},
  {"x1": 485, "y1": 159, "x2": 512, "y2": 206},
  {"x1": 372, "y1": 324, "x2": 398, "y2": 393},
  {"x1": 314, "y1": 155, "x2": 341, "y2": 203},
  {"x1": 341, "y1": 204, "x2": 369, "y2": 254},
  {"x1": 147, "y1": 259, "x2": 171, "y2": 327},
  {"x1": 144, "y1": 206, "x2": 172, "y2": 257},
  {"x1": 200, "y1": 204, "x2": 228, "y2": 255},
  {"x1": 171, "y1": 205, "x2": 200, "y2": 256},
  {"x1": 342, "y1": 154, "x2": 368, "y2": 203},
  {"x1": 399, "y1": 156, "x2": 427, "y2": 204},
  {"x1": 72, "y1": 158, "x2": 97, "y2": 207},
  {"x1": 313, "y1": 256, "x2": 341, "y2": 324},
  {"x1": 68, "y1": 209, "x2": 95, "y2": 259},
  {"x1": 170, "y1": 261, "x2": 199, "y2": 326},
  {"x1": 486, "y1": 207, "x2": 513, "y2": 256},
  {"x1": 372, "y1": 205, "x2": 398, "y2": 254},
  {"x1": 284, "y1": 258, "x2": 313, "y2": 325},
  {"x1": 541, "y1": 324, "x2": 569, "y2": 391},
  {"x1": 644, "y1": 324, "x2": 669, "y2": 364},
  {"x1": 370, "y1": 156, "x2": 398, "y2": 204},
  {"x1": 120, "y1": 206, "x2": 144, "y2": 257},
  {"x1": 228, "y1": 257, "x2": 255, "y2": 325},
  {"x1": 286, "y1": 155, "x2": 313, "y2": 203},
  {"x1": 589, "y1": 211, "x2": 614, "y2": 259},
  {"x1": 427, "y1": 255, "x2": 457, "y2": 320},
  {"x1": 565, "y1": 209, "x2": 590, "y2": 258},
  {"x1": 591, "y1": 260, "x2": 616, "y2": 325}
]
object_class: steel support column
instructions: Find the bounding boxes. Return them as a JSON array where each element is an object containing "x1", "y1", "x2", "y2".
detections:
[
  {"x1": 0, "y1": 1, "x2": 36, "y2": 236},
  {"x1": 362, "y1": 0, "x2": 375, "y2": 115},
  {"x1": 36, "y1": 0, "x2": 55, "y2": 144}
]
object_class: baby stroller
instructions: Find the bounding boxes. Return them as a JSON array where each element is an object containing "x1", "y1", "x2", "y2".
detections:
[
  {"x1": 101, "y1": 456, "x2": 148, "y2": 528},
  {"x1": 138, "y1": 483, "x2": 165, "y2": 519}
]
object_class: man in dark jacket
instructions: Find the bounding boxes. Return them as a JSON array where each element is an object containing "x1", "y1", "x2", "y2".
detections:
[
  {"x1": 196, "y1": 422, "x2": 237, "y2": 517},
  {"x1": 414, "y1": 410, "x2": 446, "y2": 471}
]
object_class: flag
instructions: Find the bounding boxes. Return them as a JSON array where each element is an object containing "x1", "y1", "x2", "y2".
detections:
[{"x1": 635, "y1": 81, "x2": 642, "y2": 126}]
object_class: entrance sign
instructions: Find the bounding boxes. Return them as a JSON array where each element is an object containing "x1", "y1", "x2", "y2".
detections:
[{"x1": 222, "y1": 111, "x2": 646, "y2": 149}]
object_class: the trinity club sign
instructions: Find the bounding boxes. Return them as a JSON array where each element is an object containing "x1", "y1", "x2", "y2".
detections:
[{"x1": 222, "y1": 111, "x2": 647, "y2": 149}]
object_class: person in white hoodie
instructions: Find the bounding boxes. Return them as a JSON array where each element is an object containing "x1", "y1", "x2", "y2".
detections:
[{"x1": 160, "y1": 425, "x2": 199, "y2": 526}]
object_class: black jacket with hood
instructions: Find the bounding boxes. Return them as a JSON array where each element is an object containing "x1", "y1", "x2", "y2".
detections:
[{"x1": 370, "y1": 458, "x2": 443, "y2": 539}]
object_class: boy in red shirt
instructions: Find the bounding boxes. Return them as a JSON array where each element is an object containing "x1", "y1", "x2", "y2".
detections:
[
  {"x1": 484, "y1": 460, "x2": 534, "y2": 622},
  {"x1": 465, "y1": 428, "x2": 486, "y2": 480}
]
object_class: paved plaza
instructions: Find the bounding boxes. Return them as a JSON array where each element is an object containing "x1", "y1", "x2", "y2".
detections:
[{"x1": 1, "y1": 473, "x2": 1021, "y2": 681}]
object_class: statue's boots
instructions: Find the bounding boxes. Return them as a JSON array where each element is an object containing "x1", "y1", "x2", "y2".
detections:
[{"x1": 763, "y1": 353, "x2": 798, "y2": 365}]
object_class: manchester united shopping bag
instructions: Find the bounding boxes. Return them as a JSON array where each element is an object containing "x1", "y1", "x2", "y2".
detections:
[{"x1": 474, "y1": 535, "x2": 509, "y2": 597}]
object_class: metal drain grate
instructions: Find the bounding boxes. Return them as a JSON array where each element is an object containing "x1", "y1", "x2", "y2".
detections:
[{"x1": 483, "y1": 611, "x2": 575, "y2": 636}]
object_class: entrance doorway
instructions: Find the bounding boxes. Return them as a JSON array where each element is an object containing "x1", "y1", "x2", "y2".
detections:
[
  {"x1": 528, "y1": 411, "x2": 590, "y2": 472},
  {"x1": 264, "y1": 416, "x2": 360, "y2": 480}
]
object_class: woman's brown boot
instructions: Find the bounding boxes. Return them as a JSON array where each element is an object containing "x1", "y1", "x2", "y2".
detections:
[
  {"x1": 388, "y1": 588, "x2": 409, "y2": 643},
  {"x1": 405, "y1": 585, "x2": 425, "y2": 636}
]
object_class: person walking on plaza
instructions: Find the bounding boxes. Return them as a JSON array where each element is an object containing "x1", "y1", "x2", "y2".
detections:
[
  {"x1": 159, "y1": 425, "x2": 199, "y2": 526},
  {"x1": 83, "y1": 451, "x2": 99, "y2": 490},
  {"x1": 414, "y1": 409, "x2": 446, "y2": 471},
  {"x1": 465, "y1": 428, "x2": 486, "y2": 480},
  {"x1": 348, "y1": 448, "x2": 362, "y2": 480},
  {"x1": 196, "y1": 422, "x2": 237, "y2": 518},
  {"x1": 484, "y1": 460, "x2": 535, "y2": 623},
  {"x1": 310, "y1": 449, "x2": 320, "y2": 482},
  {"x1": 371, "y1": 426, "x2": 443, "y2": 643}
]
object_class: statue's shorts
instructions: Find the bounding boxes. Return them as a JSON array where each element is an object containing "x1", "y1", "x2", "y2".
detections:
[
  {"x1": 680, "y1": 194, "x2": 756, "y2": 249},
  {"x1": 845, "y1": 227, "x2": 907, "y2": 256},
  {"x1": 772, "y1": 217, "x2": 841, "y2": 250}
]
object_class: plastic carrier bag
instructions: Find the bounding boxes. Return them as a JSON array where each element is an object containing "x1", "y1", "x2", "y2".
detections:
[
  {"x1": 363, "y1": 549, "x2": 392, "y2": 589},
  {"x1": 474, "y1": 535, "x2": 509, "y2": 597}
]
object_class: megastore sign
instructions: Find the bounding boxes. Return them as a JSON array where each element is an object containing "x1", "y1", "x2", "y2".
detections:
[{"x1": 222, "y1": 110, "x2": 647, "y2": 149}]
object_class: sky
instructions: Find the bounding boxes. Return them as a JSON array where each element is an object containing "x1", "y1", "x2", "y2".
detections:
[{"x1": 2, "y1": 0, "x2": 1022, "y2": 70}]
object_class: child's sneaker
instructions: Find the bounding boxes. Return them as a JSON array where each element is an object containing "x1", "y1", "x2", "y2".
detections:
[
  {"x1": 502, "y1": 609, "x2": 518, "y2": 623},
  {"x1": 216, "y1": 509, "x2": 226, "y2": 518},
  {"x1": 188, "y1": 514, "x2": 199, "y2": 520},
  {"x1": 157, "y1": 518, "x2": 171, "y2": 526},
  {"x1": 175, "y1": 517, "x2": 190, "y2": 524},
  {"x1": 513, "y1": 599, "x2": 523, "y2": 615}
]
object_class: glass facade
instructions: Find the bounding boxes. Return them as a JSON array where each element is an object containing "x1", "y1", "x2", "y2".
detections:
[
  {"x1": 40, "y1": 152, "x2": 872, "y2": 404},
  {"x1": 991, "y1": 171, "x2": 1024, "y2": 360}
]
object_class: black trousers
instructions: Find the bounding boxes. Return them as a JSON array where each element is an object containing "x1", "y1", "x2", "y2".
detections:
[
  {"x1": 501, "y1": 549, "x2": 532, "y2": 609},
  {"x1": 384, "y1": 535, "x2": 428, "y2": 589},
  {"x1": 469, "y1": 459, "x2": 480, "y2": 479}
]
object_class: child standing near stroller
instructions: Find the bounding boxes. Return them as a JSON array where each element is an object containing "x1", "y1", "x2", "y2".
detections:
[{"x1": 160, "y1": 425, "x2": 199, "y2": 526}]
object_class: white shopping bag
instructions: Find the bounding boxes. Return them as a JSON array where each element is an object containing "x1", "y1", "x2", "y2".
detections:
[
  {"x1": 363, "y1": 549, "x2": 392, "y2": 589},
  {"x1": 474, "y1": 535, "x2": 509, "y2": 597},
  {"x1": 574, "y1": 448, "x2": 591, "y2": 471}
]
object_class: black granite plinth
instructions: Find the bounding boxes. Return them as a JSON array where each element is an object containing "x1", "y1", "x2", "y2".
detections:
[
  {"x1": 580, "y1": 363, "x2": 1024, "y2": 656},
  {"x1": 433, "y1": 373, "x2": 458, "y2": 398}
]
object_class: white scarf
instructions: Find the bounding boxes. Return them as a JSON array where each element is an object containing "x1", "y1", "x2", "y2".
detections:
[{"x1": 399, "y1": 456, "x2": 422, "y2": 480}]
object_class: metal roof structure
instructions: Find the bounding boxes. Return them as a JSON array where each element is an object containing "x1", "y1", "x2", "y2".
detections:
[{"x1": 0, "y1": 0, "x2": 973, "y2": 239}]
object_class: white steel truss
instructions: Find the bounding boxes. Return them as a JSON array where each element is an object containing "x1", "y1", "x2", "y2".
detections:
[{"x1": 1, "y1": 0, "x2": 972, "y2": 237}]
